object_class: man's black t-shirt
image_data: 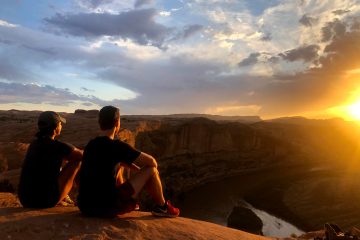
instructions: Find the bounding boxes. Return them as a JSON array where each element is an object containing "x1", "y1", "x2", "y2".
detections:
[
  {"x1": 77, "y1": 136, "x2": 141, "y2": 215},
  {"x1": 18, "y1": 136, "x2": 74, "y2": 208}
]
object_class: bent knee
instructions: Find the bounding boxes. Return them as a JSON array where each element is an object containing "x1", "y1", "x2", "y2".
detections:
[{"x1": 146, "y1": 166, "x2": 159, "y2": 175}]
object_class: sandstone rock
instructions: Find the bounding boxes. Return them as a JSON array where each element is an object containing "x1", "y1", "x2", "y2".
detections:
[{"x1": 0, "y1": 193, "x2": 272, "y2": 240}]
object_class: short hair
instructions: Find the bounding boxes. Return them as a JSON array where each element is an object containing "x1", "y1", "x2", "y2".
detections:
[{"x1": 98, "y1": 106, "x2": 120, "y2": 130}]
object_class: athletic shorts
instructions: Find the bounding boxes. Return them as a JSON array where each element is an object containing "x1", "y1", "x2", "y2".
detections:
[
  {"x1": 112, "y1": 181, "x2": 137, "y2": 215},
  {"x1": 80, "y1": 181, "x2": 137, "y2": 218}
]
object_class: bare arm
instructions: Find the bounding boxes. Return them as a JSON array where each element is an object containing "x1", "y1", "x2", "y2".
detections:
[{"x1": 66, "y1": 148, "x2": 83, "y2": 163}]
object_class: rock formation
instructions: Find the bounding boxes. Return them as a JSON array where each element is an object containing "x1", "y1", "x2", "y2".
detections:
[
  {"x1": 227, "y1": 206, "x2": 263, "y2": 235},
  {"x1": 0, "y1": 193, "x2": 271, "y2": 240}
]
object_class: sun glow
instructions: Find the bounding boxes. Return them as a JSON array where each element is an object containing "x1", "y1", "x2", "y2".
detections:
[
  {"x1": 327, "y1": 84, "x2": 360, "y2": 121},
  {"x1": 327, "y1": 100, "x2": 360, "y2": 121},
  {"x1": 347, "y1": 102, "x2": 360, "y2": 120}
]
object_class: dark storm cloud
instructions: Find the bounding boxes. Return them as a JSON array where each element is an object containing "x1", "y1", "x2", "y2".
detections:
[
  {"x1": 322, "y1": 19, "x2": 346, "y2": 42},
  {"x1": 238, "y1": 53, "x2": 261, "y2": 67},
  {"x1": 134, "y1": 0, "x2": 154, "y2": 8},
  {"x1": 299, "y1": 14, "x2": 317, "y2": 27},
  {"x1": 44, "y1": 9, "x2": 172, "y2": 46},
  {"x1": 279, "y1": 45, "x2": 320, "y2": 62}
]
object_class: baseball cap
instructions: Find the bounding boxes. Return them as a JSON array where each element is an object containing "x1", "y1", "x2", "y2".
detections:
[{"x1": 38, "y1": 111, "x2": 66, "y2": 129}]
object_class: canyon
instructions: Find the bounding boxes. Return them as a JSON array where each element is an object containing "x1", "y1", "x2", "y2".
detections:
[{"x1": 1, "y1": 110, "x2": 360, "y2": 236}]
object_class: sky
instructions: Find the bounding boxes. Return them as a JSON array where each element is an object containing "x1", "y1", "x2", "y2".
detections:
[{"x1": 0, "y1": 0, "x2": 360, "y2": 119}]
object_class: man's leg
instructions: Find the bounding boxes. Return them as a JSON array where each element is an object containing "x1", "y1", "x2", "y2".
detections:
[
  {"x1": 57, "y1": 160, "x2": 81, "y2": 203},
  {"x1": 128, "y1": 166, "x2": 165, "y2": 206}
]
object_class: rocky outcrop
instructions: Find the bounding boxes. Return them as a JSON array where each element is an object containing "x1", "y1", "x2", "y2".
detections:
[
  {"x1": 0, "y1": 142, "x2": 28, "y2": 172},
  {"x1": 135, "y1": 118, "x2": 298, "y2": 193},
  {"x1": 227, "y1": 206, "x2": 263, "y2": 235},
  {"x1": 0, "y1": 193, "x2": 271, "y2": 240}
]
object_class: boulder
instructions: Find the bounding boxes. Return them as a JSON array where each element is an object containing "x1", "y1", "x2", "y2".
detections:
[{"x1": 227, "y1": 206, "x2": 263, "y2": 235}]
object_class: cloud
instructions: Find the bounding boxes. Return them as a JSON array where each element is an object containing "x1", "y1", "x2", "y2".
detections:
[
  {"x1": 279, "y1": 45, "x2": 320, "y2": 62},
  {"x1": 2, "y1": 1, "x2": 360, "y2": 118},
  {"x1": 260, "y1": 32, "x2": 271, "y2": 41},
  {"x1": 238, "y1": 53, "x2": 261, "y2": 67},
  {"x1": 44, "y1": 9, "x2": 172, "y2": 47},
  {"x1": 0, "y1": 81, "x2": 129, "y2": 107},
  {"x1": 76, "y1": 0, "x2": 115, "y2": 9},
  {"x1": 322, "y1": 19, "x2": 346, "y2": 42},
  {"x1": 0, "y1": 59, "x2": 34, "y2": 83},
  {"x1": 182, "y1": 24, "x2": 203, "y2": 39},
  {"x1": 171, "y1": 24, "x2": 203, "y2": 41},
  {"x1": 0, "y1": 82, "x2": 82, "y2": 105},
  {"x1": 253, "y1": 27, "x2": 360, "y2": 116},
  {"x1": 332, "y1": 9, "x2": 351, "y2": 15},
  {"x1": 81, "y1": 87, "x2": 95, "y2": 92},
  {"x1": 299, "y1": 14, "x2": 317, "y2": 27},
  {"x1": 0, "y1": 20, "x2": 17, "y2": 28},
  {"x1": 134, "y1": 0, "x2": 154, "y2": 8}
]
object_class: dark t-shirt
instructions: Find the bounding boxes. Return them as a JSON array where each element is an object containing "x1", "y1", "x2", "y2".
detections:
[
  {"x1": 77, "y1": 136, "x2": 141, "y2": 215},
  {"x1": 18, "y1": 136, "x2": 74, "y2": 208}
]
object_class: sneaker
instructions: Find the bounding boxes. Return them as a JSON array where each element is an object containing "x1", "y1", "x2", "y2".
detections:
[
  {"x1": 134, "y1": 203, "x2": 140, "y2": 211},
  {"x1": 58, "y1": 195, "x2": 75, "y2": 207},
  {"x1": 151, "y1": 200, "x2": 180, "y2": 218}
]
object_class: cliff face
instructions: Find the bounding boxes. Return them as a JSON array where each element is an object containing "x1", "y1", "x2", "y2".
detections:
[
  {"x1": 134, "y1": 118, "x2": 298, "y2": 193},
  {"x1": 0, "y1": 111, "x2": 359, "y2": 196}
]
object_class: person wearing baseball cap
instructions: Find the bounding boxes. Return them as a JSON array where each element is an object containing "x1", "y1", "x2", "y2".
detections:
[{"x1": 18, "y1": 111, "x2": 83, "y2": 208}]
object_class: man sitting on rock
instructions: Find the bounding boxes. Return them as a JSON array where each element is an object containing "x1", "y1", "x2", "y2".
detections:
[
  {"x1": 18, "y1": 111, "x2": 83, "y2": 208},
  {"x1": 77, "y1": 106, "x2": 179, "y2": 218}
]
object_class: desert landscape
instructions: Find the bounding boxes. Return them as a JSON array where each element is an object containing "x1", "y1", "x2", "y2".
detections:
[{"x1": 1, "y1": 109, "x2": 360, "y2": 239}]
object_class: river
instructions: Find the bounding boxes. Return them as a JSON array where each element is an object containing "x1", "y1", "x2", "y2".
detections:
[{"x1": 177, "y1": 169, "x2": 306, "y2": 238}]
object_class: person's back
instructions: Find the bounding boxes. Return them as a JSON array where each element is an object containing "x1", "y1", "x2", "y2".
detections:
[
  {"x1": 19, "y1": 136, "x2": 73, "y2": 207},
  {"x1": 18, "y1": 111, "x2": 82, "y2": 208},
  {"x1": 78, "y1": 136, "x2": 140, "y2": 216},
  {"x1": 77, "y1": 105, "x2": 179, "y2": 218}
]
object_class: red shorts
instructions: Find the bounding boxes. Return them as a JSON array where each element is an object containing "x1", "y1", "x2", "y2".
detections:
[{"x1": 112, "y1": 181, "x2": 136, "y2": 216}]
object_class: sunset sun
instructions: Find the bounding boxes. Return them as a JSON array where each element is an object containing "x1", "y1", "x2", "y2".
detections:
[{"x1": 348, "y1": 102, "x2": 360, "y2": 121}]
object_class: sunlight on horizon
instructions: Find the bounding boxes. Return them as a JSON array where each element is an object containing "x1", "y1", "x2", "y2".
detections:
[{"x1": 328, "y1": 102, "x2": 360, "y2": 122}]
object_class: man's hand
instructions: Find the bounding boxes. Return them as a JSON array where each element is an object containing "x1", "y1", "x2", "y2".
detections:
[{"x1": 120, "y1": 162, "x2": 141, "y2": 172}]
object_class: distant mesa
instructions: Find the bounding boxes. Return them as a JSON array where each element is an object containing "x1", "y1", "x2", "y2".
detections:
[
  {"x1": 266, "y1": 116, "x2": 345, "y2": 125},
  {"x1": 125, "y1": 113, "x2": 262, "y2": 123},
  {"x1": 74, "y1": 109, "x2": 99, "y2": 115}
]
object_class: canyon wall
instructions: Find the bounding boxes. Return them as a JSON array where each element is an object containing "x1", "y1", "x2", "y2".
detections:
[{"x1": 1, "y1": 110, "x2": 360, "y2": 196}]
